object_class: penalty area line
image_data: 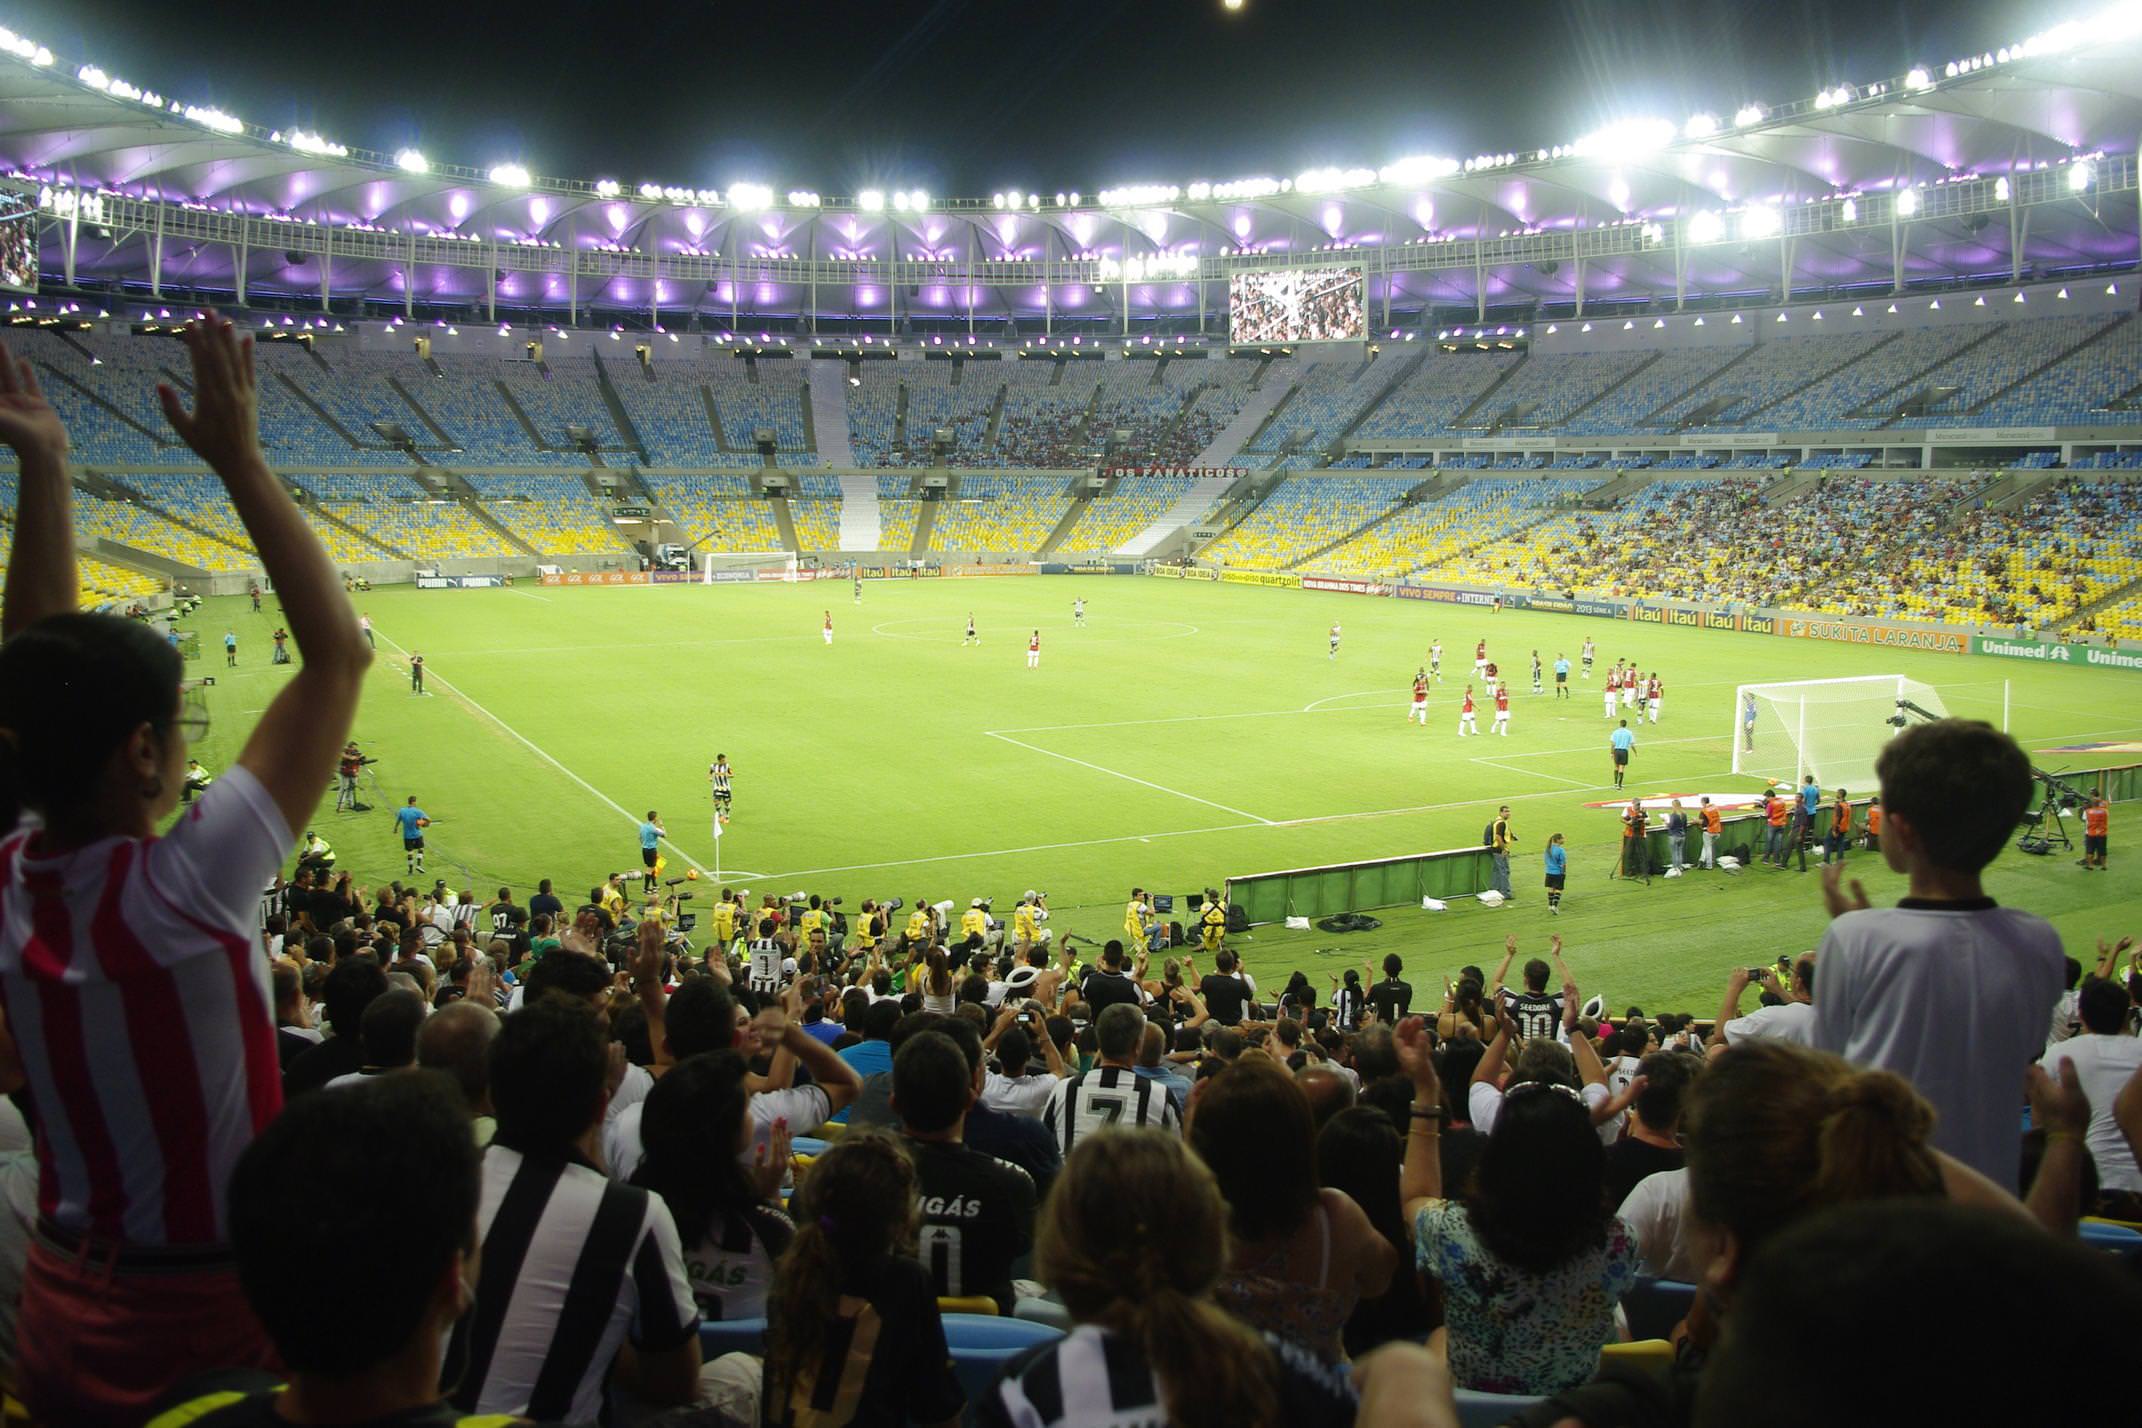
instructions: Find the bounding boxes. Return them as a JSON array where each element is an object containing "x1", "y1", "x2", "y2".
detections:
[
  {"x1": 983, "y1": 731, "x2": 1275, "y2": 824},
  {"x1": 370, "y1": 627, "x2": 717, "y2": 878}
]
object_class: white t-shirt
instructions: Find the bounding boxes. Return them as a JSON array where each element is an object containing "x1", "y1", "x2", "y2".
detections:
[
  {"x1": 2038, "y1": 1033, "x2": 2142, "y2": 1192},
  {"x1": 981, "y1": 1069, "x2": 1057, "y2": 1119},
  {"x1": 1616, "y1": 1167, "x2": 1706, "y2": 1283},
  {"x1": 604, "y1": 1082, "x2": 830, "y2": 1182},
  {"x1": 1468, "y1": 1079, "x2": 1608, "y2": 1136},
  {"x1": 1813, "y1": 902, "x2": 2064, "y2": 1187},
  {"x1": 2047, "y1": 988, "x2": 2081, "y2": 1047},
  {"x1": 1722, "y1": 1000, "x2": 1816, "y2": 1046}
]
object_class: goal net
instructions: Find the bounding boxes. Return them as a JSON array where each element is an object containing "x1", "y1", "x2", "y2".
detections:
[
  {"x1": 1732, "y1": 675, "x2": 2010, "y2": 793},
  {"x1": 703, "y1": 551, "x2": 798, "y2": 583}
]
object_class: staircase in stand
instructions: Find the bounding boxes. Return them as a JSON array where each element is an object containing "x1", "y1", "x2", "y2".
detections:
[
  {"x1": 1118, "y1": 474, "x2": 1239, "y2": 557},
  {"x1": 836, "y1": 473, "x2": 882, "y2": 551},
  {"x1": 1194, "y1": 368, "x2": 1297, "y2": 467},
  {"x1": 807, "y1": 362, "x2": 857, "y2": 467}
]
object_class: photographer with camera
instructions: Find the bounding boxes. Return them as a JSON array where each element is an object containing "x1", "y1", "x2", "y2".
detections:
[
  {"x1": 1013, "y1": 889, "x2": 1050, "y2": 952},
  {"x1": 1708, "y1": 953, "x2": 1817, "y2": 1049}
]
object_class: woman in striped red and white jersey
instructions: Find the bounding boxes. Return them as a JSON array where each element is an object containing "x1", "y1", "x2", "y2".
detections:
[{"x1": 0, "y1": 314, "x2": 371, "y2": 1425}]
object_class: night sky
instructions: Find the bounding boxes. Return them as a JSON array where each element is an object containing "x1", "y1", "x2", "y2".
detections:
[{"x1": 12, "y1": 0, "x2": 2049, "y2": 194}]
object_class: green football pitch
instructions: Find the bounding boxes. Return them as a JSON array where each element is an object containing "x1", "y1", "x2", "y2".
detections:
[{"x1": 185, "y1": 577, "x2": 2142, "y2": 1014}]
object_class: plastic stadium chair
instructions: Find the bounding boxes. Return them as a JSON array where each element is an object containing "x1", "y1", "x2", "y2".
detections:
[
  {"x1": 2078, "y1": 1220, "x2": 2142, "y2": 1260},
  {"x1": 1621, "y1": 1279, "x2": 1698, "y2": 1342},
  {"x1": 1454, "y1": 1386, "x2": 1548, "y2": 1427},
  {"x1": 1600, "y1": 1339, "x2": 1676, "y2": 1377},
  {"x1": 788, "y1": 1136, "x2": 830, "y2": 1157},
  {"x1": 815, "y1": 1119, "x2": 847, "y2": 1142},
  {"x1": 940, "y1": 1314, "x2": 1063, "y2": 1406},
  {"x1": 937, "y1": 1295, "x2": 999, "y2": 1316},
  {"x1": 699, "y1": 1317, "x2": 767, "y2": 1359}
]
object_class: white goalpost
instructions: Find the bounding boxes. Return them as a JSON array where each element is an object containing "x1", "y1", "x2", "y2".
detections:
[{"x1": 1733, "y1": 674, "x2": 2010, "y2": 793}]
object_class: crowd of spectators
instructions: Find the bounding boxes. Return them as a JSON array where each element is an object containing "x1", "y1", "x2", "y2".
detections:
[{"x1": 1, "y1": 319, "x2": 2140, "y2": 1427}]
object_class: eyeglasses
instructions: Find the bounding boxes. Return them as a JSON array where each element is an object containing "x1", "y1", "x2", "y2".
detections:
[{"x1": 172, "y1": 708, "x2": 211, "y2": 742}]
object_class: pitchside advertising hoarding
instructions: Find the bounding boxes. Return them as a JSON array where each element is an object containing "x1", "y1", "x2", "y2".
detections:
[
  {"x1": 1773, "y1": 616, "x2": 1969, "y2": 654},
  {"x1": 1973, "y1": 634, "x2": 2142, "y2": 670}
]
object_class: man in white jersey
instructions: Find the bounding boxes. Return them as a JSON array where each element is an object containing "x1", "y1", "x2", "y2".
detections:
[
  {"x1": 1429, "y1": 639, "x2": 1443, "y2": 681},
  {"x1": 1328, "y1": 623, "x2": 1342, "y2": 659},
  {"x1": 1581, "y1": 638, "x2": 1595, "y2": 677},
  {"x1": 964, "y1": 612, "x2": 978, "y2": 646},
  {"x1": 1027, "y1": 630, "x2": 1041, "y2": 669},
  {"x1": 822, "y1": 610, "x2": 833, "y2": 645},
  {"x1": 1073, "y1": 597, "x2": 1086, "y2": 627}
]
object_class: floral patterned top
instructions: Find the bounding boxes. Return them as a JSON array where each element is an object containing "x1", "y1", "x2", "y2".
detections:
[{"x1": 1413, "y1": 1200, "x2": 1640, "y2": 1394}]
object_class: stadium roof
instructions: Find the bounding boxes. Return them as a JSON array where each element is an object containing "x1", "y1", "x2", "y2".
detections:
[{"x1": 2, "y1": 12, "x2": 2140, "y2": 324}]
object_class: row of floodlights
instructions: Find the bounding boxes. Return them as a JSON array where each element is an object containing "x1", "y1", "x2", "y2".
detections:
[{"x1": 19, "y1": 7, "x2": 2135, "y2": 214}]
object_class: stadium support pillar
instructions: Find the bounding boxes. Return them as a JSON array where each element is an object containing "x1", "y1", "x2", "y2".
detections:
[
  {"x1": 650, "y1": 253, "x2": 659, "y2": 331},
  {"x1": 2009, "y1": 203, "x2": 2030, "y2": 282},
  {"x1": 1672, "y1": 232, "x2": 1685, "y2": 311},
  {"x1": 233, "y1": 238, "x2": 247, "y2": 307},
  {"x1": 321, "y1": 243, "x2": 331, "y2": 313},
  {"x1": 1473, "y1": 207, "x2": 1487, "y2": 321},
  {"x1": 1197, "y1": 275, "x2": 1206, "y2": 335},
  {"x1": 808, "y1": 223, "x2": 818, "y2": 336},
  {"x1": 966, "y1": 224, "x2": 975, "y2": 336},
  {"x1": 404, "y1": 229, "x2": 416, "y2": 319},
  {"x1": 1891, "y1": 210, "x2": 1907, "y2": 294},
  {"x1": 1379, "y1": 248, "x2": 1390, "y2": 328},
  {"x1": 149, "y1": 203, "x2": 163, "y2": 299},
  {"x1": 486, "y1": 246, "x2": 496, "y2": 324},
  {"x1": 1778, "y1": 235, "x2": 1794, "y2": 305},
  {"x1": 1574, "y1": 255, "x2": 1586, "y2": 317},
  {"x1": 59, "y1": 212, "x2": 75, "y2": 288},
  {"x1": 568, "y1": 221, "x2": 579, "y2": 327}
]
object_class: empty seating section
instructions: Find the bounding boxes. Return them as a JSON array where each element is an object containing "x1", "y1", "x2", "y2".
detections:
[
  {"x1": 789, "y1": 498, "x2": 840, "y2": 551},
  {"x1": 846, "y1": 368, "x2": 903, "y2": 466},
  {"x1": 70, "y1": 490, "x2": 253, "y2": 570},
  {"x1": 1886, "y1": 478, "x2": 2142, "y2": 636},
  {"x1": 876, "y1": 473, "x2": 914, "y2": 498},
  {"x1": 1562, "y1": 349, "x2": 1745, "y2": 434},
  {"x1": 1200, "y1": 476, "x2": 1414, "y2": 569},
  {"x1": 1883, "y1": 314, "x2": 2124, "y2": 424},
  {"x1": 1649, "y1": 332, "x2": 1888, "y2": 430},
  {"x1": 122, "y1": 475, "x2": 254, "y2": 551},
  {"x1": 1975, "y1": 316, "x2": 2142, "y2": 427},
  {"x1": 878, "y1": 499, "x2": 920, "y2": 551},
  {"x1": 1461, "y1": 351, "x2": 1651, "y2": 431},
  {"x1": 506, "y1": 356, "x2": 628, "y2": 454},
  {"x1": 1354, "y1": 352, "x2": 1523, "y2": 438},
  {"x1": 610, "y1": 357, "x2": 724, "y2": 465},
  {"x1": 416, "y1": 356, "x2": 563, "y2": 464},
  {"x1": 789, "y1": 474, "x2": 840, "y2": 497},
  {"x1": 700, "y1": 358, "x2": 811, "y2": 454},
  {"x1": 0, "y1": 476, "x2": 162, "y2": 604},
  {"x1": 464, "y1": 474, "x2": 627, "y2": 555},
  {"x1": 292, "y1": 472, "x2": 428, "y2": 501},
  {"x1": 23, "y1": 329, "x2": 174, "y2": 463},
  {"x1": 932, "y1": 476, "x2": 1067, "y2": 553},
  {"x1": 1753, "y1": 326, "x2": 1988, "y2": 430},
  {"x1": 335, "y1": 497, "x2": 518, "y2": 560},
  {"x1": 639, "y1": 474, "x2": 782, "y2": 552},
  {"x1": 1311, "y1": 478, "x2": 1562, "y2": 577},
  {"x1": 1067, "y1": 474, "x2": 1195, "y2": 551},
  {"x1": 1246, "y1": 356, "x2": 1396, "y2": 454},
  {"x1": 247, "y1": 343, "x2": 372, "y2": 465},
  {"x1": 292, "y1": 349, "x2": 440, "y2": 458}
]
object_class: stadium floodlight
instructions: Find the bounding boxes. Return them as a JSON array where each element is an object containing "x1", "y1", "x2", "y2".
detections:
[
  {"x1": 727, "y1": 182, "x2": 772, "y2": 211},
  {"x1": 1776, "y1": 311, "x2": 1788, "y2": 322},
  {"x1": 2058, "y1": 287, "x2": 2070, "y2": 299},
  {"x1": 1572, "y1": 118, "x2": 1675, "y2": 160},
  {"x1": 1684, "y1": 112, "x2": 1719, "y2": 139},
  {"x1": 1852, "y1": 305, "x2": 1864, "y2": 316},
  {"x1": 1973, "y1": 294, "x2": 1986, "y2": 306},
  {"x1": 1994, "y1": 176, "x2": 2011, "y2": 202},
  {"x1": 1906, "y1": 66, "x2": 1933, "y2": 91},
  {"x1": 1686, "y1": 210, "x2": 1725, "y2": 244},
  {"x1": 2068, "y1": 159, "x2": 2094, "y2": 193},
  {"x1": 2014, "y1": 290, "x2": 2027, "y2": 303},
  {"x1": 910, "y1": 190, "x2": 929, "y2": 213},
  {"x1": 1895, "y1": 187, "x2": 1920, "y2": 216},
  {"x1": 860, "y1": 189, "x2": 886, "y2": 212},
  {"x1": 1734, "y1": 104, "x2": 1766, "y2": 127},
  {"x1": 1378, "y1": 155, "x2": 1459, "y2": 185},
  {"x1": 1739, "y1": 204, "x2": 1782, "y2": 240},
  {"x1": 393, "y1": 148, "x2": 429, "y2": 174},
  {"x1": 594, "y1": 179, "x2": 621, "y2": 197},
  {"x1": 1840, "y1": 198, "x2": 1857, "y2": 222},
  {"x1": 892, "y1": 190, "x2": 910, "y2": 211},
  {"x1": 1928, "y1": 298, "x2": 1941, "y2": 309},
  {"x1": 488, "y1": 163, "x2": 531, "y2": 189}
]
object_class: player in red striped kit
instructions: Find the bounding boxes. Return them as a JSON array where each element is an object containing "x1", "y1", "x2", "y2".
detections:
[
  {"x1": 1409, "y1": 668, "x2": 1430, "y2": 726},
  {"x1": 1458, "y1": 684, "x2": 1479, "y2": 736}
]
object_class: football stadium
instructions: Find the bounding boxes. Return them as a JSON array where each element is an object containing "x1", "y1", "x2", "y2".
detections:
[{"x1": 2, "y1": 2, "x2": 2141, "y2": 1423}]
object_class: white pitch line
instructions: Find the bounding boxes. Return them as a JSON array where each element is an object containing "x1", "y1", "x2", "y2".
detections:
[
  {"x1": 1472, "y1": 755, "x2": 1594, "y2": 789},
  {"x1": 370, "y1": 627, "x2": 716, "y2": 877},
  {"x1": 754, "y1": 773, "x2": 1735, "y2": 882},
  {"x1": 507, "y1": 588, "x2": 552, "y2": 603},
  {"x1": 1302, "y1": 689, "x2": 1402, "y2": 712},
  {"x1": 984, "y1": 731, "x2": 1275, "y2": 824}
]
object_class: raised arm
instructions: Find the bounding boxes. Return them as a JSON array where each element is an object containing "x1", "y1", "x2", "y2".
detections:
[
  {"x1": 1395, "y1": 1017, "x2": 1445, "y2": 1225},
  {"x1": 159, "y1": 316, "x2": 372, "y2": 833},
  {"x1": 1471, "y1": 1016, "x2": 1512, "y2": 1087},
  {"x1": 1489, "y1": 934, "x2": 1518, "y2": 1000},
  {"x1": 0, "y1": 348, "x2": 76, "y2": 637},
  {"x1": 1708, "y1": 968, "x2": 1752, "y2": 1049}
]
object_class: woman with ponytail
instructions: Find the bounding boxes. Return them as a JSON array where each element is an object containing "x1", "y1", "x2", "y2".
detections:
[
  {"x1": 0, "y1": 316, "x2": 371, "y2": 1425},
  {"x1": 979, "y1": 1130, "x2": 1358, "y2": 1428},
  {"x1": 763, "y1": 1131, "x2": 963, "y2": 1428}
]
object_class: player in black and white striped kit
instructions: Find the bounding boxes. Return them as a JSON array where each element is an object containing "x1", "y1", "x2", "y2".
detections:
[{"x1": 1040, "y1": 1004, "x2": 1178, "y2": 1155}]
